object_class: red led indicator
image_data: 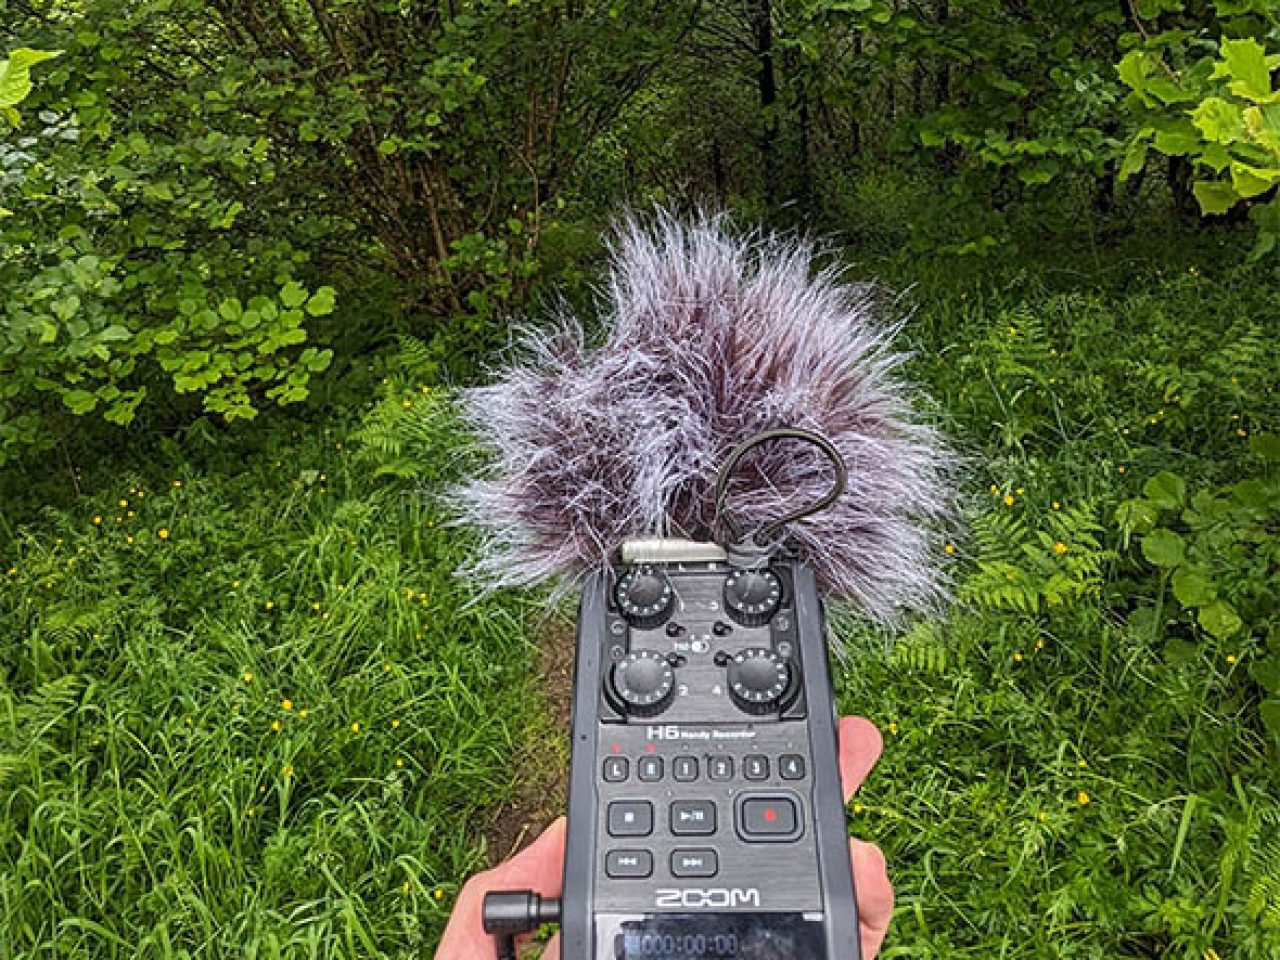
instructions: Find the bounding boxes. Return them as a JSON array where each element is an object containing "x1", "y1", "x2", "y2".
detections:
[
  {"x1": 764, "y1": 808, "x2": 777, "y2": 822},
  {"x1": 645, "y1": 744, "x2": 656, "y2": 753},
  {"x1": 611, "y1": 743, "x2": 622, "y2": 753}
]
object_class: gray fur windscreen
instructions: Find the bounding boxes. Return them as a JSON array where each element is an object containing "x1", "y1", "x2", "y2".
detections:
[{"x1": 453, "y1": 213, "x2": 957, "y2": 624}]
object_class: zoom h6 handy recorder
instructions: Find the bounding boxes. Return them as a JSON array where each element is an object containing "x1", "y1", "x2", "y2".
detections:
[{"x1": 484, "y1": 431, "x2": 861, "y2": 960}]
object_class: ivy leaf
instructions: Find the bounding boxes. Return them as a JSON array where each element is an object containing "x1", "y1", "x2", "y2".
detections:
[
  {"x1": 1192, "y1": 180, "x2": 1240, "y2": 215},
  {"x1": 1198, "y1": 599, "x2": 1243, "y2": 638},
  {"x1": 1143, "y1": 471, "x2": 1186, "y2": 510},
  {"x1": 1141, "y1": 529, "x2": 1186, "y2": 568}
]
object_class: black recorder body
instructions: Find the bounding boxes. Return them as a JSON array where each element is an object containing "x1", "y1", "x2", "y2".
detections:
[{"x1": 557, "y1": 537, "x2": 859, "y2": 960}]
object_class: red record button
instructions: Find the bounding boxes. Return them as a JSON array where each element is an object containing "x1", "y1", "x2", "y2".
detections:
[{"x1": 738, "y1": 795, "x2": 801, "y2": 841}]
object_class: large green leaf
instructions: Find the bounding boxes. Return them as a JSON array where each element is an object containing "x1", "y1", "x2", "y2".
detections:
[
  {"x1": 1141, "y1": 528, "x2": 1186, "y2": 568},
  {"x1": 0, "y1": 48, "x2": 62, "y2": 111},
  {"x1": 1221, "y1": 38, "x2": 1275, "y2": 103},
  {"x1": 1143, "y1": 471, "x2": 1187, "y2": 511},
  {"x1": 1192, "y1": 180, "x2": 1240, "y2": 215},
  {"x1": 1192, "y1": 97, "x2": 1244, "y2": 144},
  {"x1": 1197, "y1": 599, "x2": 1243, "y2": 638},
  {"x1": 1171, "y1": 568, "x2": 1215, "y2": 607}
]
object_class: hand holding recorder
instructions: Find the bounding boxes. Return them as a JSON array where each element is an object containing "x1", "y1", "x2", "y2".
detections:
[{"x1": 436, "y1": 716, "x2": 893, "y2": 960}]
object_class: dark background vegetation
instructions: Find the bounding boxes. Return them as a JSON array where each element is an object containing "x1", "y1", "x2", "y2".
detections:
[{"x1": 1, "y1": 2, "x2": 1278, "y2": 958}]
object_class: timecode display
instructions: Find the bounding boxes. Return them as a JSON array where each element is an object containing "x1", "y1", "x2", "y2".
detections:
[{"x1": 612, "y1": 914, "x2": 825, "y2": 960}]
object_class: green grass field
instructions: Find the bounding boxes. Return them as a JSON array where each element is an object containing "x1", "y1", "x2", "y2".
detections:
[{"x1": 2, "y1": 241, "x2": 1278, "y2": 959}]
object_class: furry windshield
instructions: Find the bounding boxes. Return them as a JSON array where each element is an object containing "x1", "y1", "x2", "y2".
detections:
[{"x1": 453, "y1": 213, "x2": 956, "y2": 624}]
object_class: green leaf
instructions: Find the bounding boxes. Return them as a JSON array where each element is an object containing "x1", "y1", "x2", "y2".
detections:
[
  {"x1": 0, "y1": 48, "x2": 62, "y2": 111},
  {"x1": 1117, "y1": 50, "x2": 1152, "y2": 101},
  {"x1": 61, "y1": 389, "x2": 98, "y2": 415},
  {"x1": 1261, "y1": 699, "x2": 1280, "y2": 738},
  {"x1": 1141, "y1": 528, "x2": 1186, "y2": 568},
  {"x1": 1164, "y1": 638, "x2": 1198, "y2": 667},
  {"x1": 305, "y1": 286, "x2": 336, "y2": 317},
  {"x1": 1119, "y1": 136, "x2": 1149, "y2": 180},
  {"x1": 1116, "y1": 498, "x2": 1159, "y2": 535},
  {"x1": 1198, "y1": 600, "x2": 1243, "y2": 638},
  {"x1": 1249, "y1": 433, "x2": 1280, "y2": 461},
  {"x1": 1171, "y1": 568, "x2": 1215, "y2": 607},
  {"x1": 1221, "y1": 38, "x2": 1274, "y2": 102},
  {"x1": 1192, "y1": 180, "x2": 1240, "y2": 215},
  {"x1": 1143, "y1": 471, "x2": 1187, "y2": 510},
  {"x1": 1251, "y1": 656, "x2": 1280, "y2": 694},
  {"x1": 99, "y1": 325, "x2": 131, "y2": 343},
  {"x1": 1231, "y1": 163, "x2": 1277, "y2": 199},
  {"x1": 1192, "y1": 97, "x2": 1244, "y2": 144},
  {"x1": 280, "y1": 282, "x2": 308, "y2": 308}
]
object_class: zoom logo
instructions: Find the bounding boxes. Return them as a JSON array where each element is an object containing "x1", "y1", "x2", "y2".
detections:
[{"x1": 654, "y1": 888, "x2": 762, "y2": 908}]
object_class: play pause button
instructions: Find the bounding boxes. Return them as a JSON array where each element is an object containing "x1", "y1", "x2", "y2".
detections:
[
  {"x1": 671, "y1": 848, "x2": 718, "y2": 878},
  {"x1": 607, "y1": 849, "x2": 654, "y2": 878},
  {"x1": 670, "y1": 800, "x2": 716, "y2": 835}
]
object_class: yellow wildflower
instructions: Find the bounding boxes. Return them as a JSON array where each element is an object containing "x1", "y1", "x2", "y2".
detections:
[
  {"x1": 351, "y1": 722, "x2": 361, "y2": 733},
  {"x1": 92, "y1": 516, "x2": 102, "y2": 525},
  {"x1": 887, "y1": 722, "x2": 899, "y2": 735},
  {"x1": 173, "y1": 480, "x2": 182, "y2": 488},
  {"x1": 395, "y1": 757, "x2": 405, "y2": 768},
  {"x1": 1013, "y1": 651, "x2": 1024, "y2": 663},
  {"x1": 282, "y1": 699, "x2": 294, "y2": 711},
  {"x1": 158, "y1": 528, "x2": 170, "y2": 539},
  {"x1": 243, "y1": 672, "x2": 253, "y2": 684},
  {"x1": 270, "y1": 720, "x2": 282, "y2": 732},
  {"x1": 1003, "y1": 494, "x2": 1016, "y2": 506},
  {"x1": 391, "y1": 719, "x2": 401, "y2": 729},
  {"x1": 1226, "y1": 654, "x2": 1237, "y2": 665},
  {"x1": 944, "y1": 543, "x2": 956, "y2": 555},
  {"x1": 282, "y1": 766, "x2": 294, "y2": 778},
  {"x1": 119, "y1": 499, "x2": 128, "y2": 508},
  {"x1": 1077, "y1": 791, "x2": 1090, "y2": 806},
  {"x1": 1052, "y1": 541, "x2": 1067, "y2": 556},
  {"x1": 1117, "y1": 465, "x2": 1126, "y2": 474},
  {"x1": 432, "y1": 887, "x2": 445, "y2": 902}
]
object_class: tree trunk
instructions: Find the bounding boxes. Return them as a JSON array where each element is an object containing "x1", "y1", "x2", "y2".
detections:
[{"x1": 751, "y1": 0, "x2": 779, "y2": 208}]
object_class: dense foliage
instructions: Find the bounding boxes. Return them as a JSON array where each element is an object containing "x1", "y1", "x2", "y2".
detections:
[{"x1": 2, "y1": 2, "x2": 1278, "y2": 958}]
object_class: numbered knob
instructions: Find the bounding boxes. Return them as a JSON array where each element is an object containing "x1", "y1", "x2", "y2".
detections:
[
  {"x1": 727, "y1": 648, "x2": 791, "y2": 715},
  {"x1": 614, "y1": 566, "x2": 675, "y2": 629},
  {"x1": 723, "y1": 568, "x2": 782, "y2": 627},
  {"x1": 610, "y1": 649, "x2": 675, "y2": 716}
]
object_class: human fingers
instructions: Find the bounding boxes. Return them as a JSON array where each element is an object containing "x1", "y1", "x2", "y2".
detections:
[
  {"x1": 838, "y1": 716, "x2": 884, "y2": 804},
  {"x1": 851, "y1": 838, "x2": 893, "y2": 959},
  {"x1": 434, "y1": 817, "x2": 568, "y2": 960}
]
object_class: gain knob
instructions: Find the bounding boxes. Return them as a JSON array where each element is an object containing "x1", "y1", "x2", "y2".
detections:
[
  {"x1": 614, "y1": 565, "x2": 675, "y2": 629},
  {"x1": 610, "y1": 649, "x2": 676, "y2": 717},
  {"x1": 723, "y1": 567, "x2": 782, "y2": 627},
  {"x1": 727, "y1": 648, "x2": 791, "y2": 715}
]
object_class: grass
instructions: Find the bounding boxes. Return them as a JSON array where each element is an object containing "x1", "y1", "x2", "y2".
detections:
[{"x1": 1, "y1": 236, "x2": 1278, "y2": 958}]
